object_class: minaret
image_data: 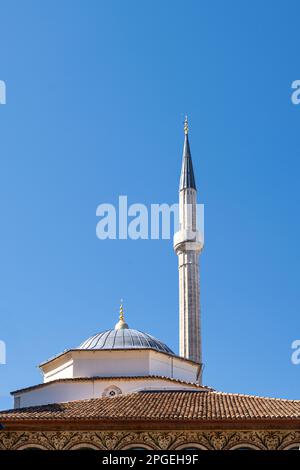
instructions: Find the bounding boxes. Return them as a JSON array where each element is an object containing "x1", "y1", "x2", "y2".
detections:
[{"x1": 173, "y1": 117, "x2": 204, "y2": 374}]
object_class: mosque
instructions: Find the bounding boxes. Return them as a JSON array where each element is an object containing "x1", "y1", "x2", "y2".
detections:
[{"x1": 0, "y1": 120, "x2": 299, "y2": 450}]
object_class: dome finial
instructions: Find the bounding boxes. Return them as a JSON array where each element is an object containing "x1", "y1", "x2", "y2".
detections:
[
  {"x1": 119, "y1": 299, "x2": 124, "y2": 321},
  {"x1": 115, "y1": 299, "x2": 129, "y2": 330},
  {"x1": 184, "y1": 115, "x2": 189, "y2": 135}
]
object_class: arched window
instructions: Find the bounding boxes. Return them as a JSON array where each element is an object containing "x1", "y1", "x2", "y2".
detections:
[
  {"x1": 18, "y1": 446, "x2": 47, "y2": 451},
  {"x1": 102, "y1": 385, "x2": 122, "y2": 397},
  {"x1": 73, "y1": 447, "x2": 96, "y2": 451},
  {"x1": 284, "y1": 444, "x2": 300, "y2": 450},
  {"x1": 122, "y1": 445, "x2": 153, "y2": 450},
  {"x1": 230, "y1": 445, "x2": 259, "y2": 450},
  {"x1": 127, "y1": 447, "x2": 148, "y2": 450},
  {"x1": 182, "y1": 448, "x2": 203, "y2": 450},
  {"x1": 175, "y1": 444, "x2": 207, "y2": 450},
  {"x1": 235, "y1": 447, "x2": 255, "y2": 450},
  {"x1": 69, "y1": 444, "x2": 99, "y2": 450}
]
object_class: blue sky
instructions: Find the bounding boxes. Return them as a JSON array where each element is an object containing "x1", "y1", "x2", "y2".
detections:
[{"x1": 0, "y1": 0, "x2": 300, "y2": 409}]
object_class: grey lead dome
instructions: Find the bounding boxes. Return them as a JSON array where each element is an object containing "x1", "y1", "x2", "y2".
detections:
[{"x1": 78, "y1": 328, "x2": 174, "y2": 355}]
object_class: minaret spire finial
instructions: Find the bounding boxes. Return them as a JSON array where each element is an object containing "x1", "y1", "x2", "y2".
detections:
[
  {"x1": 180, "y1": 115, "x2": 196, "y2": 190},
  {"x1": 184, "y1": 115, "x2": 189, "y2": 135}
]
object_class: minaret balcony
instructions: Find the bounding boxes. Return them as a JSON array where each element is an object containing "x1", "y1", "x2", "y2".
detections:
[{"x1": 173, "y1": 229, "x2": 204, "y2": 253}]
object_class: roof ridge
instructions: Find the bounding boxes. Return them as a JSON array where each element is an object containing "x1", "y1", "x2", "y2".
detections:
[{"x1": 212, "y1": 390, "x2": 300, "y2": 402}]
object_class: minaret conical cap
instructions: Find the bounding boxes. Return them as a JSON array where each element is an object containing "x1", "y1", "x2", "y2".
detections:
[{"x1": 179, "y1": 116, "x2": 196, "y2": 191}]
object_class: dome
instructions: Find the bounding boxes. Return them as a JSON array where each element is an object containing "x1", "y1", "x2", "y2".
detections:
[{"x1": 78, "y1": 328, "x2": 174, "y2": 355}]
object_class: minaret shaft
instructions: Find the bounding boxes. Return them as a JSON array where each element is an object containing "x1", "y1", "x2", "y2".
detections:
[
  {"x1": 175, "y1": 187, "x2": 202, "y2": 366},
  {"x1": 178, "y1": 250, "x2": 201, "y2": 362}
]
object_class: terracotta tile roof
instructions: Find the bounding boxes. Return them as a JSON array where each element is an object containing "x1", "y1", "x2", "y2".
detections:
[
  {"x1": 1, "y1": 390, "x2": 300, "y2": 422},
  {"x1": 11, "y1": 376, "x2": 214, "y2": 395}
]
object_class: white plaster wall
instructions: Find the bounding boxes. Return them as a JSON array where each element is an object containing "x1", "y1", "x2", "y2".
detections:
[
  {"x1": 149, "y1": 351, "x2": 172, "y2": 377},
  {"x1": 73, "y1": 350, "x2": 150, "y2": 377},
  {"x1": 43, "y1": 359, "x2": 73, "y2": 383},
  {"x1": 14, "y1": 378, "x2": 200, "y2": 408},
  {"x1": 172, "y1": 357, "x2": 199, "y2": 383},
  {"x1": 40, "y1": 349, "x2": 199, "y2": 386},
  {"x1": 148, "y1": 351, "x2": 198, "y2": 383},
  {"x1": 15, "y1": 381, "x2": 94, "y2": 408}
]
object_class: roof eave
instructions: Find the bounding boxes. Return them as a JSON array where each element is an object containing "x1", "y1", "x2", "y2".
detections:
[{"x1": 39, "y1": 348, "x2": 202, "y2": 369}]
